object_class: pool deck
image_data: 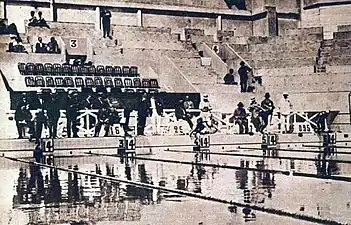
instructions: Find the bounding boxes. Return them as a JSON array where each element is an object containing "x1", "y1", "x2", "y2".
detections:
[{"x1": 0, "y1": 132, "x2": 350, "y2": 158}]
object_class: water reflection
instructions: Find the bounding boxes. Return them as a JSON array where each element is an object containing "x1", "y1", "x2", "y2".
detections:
[{"x1": 7, "y1": 144, "x2": 351, "y2": 224}]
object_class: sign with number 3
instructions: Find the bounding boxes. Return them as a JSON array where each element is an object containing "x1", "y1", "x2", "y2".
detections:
[{"x1": 70, "y1": 39, "x2": 78, "y2": 48}]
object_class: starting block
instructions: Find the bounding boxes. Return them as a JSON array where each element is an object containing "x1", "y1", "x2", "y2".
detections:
[
  {"x1": 261, "y1": 133, "x2": 278, "y2": 156},
  {"x1": 193, "y1": 134, "x2": 210, "y2": 153},
  {"x1": 118, "y1": 136, "x2": 136, "y2": 156},
  {"x1": 42, "y1": 138, "x2": 54, "y2": 165}
]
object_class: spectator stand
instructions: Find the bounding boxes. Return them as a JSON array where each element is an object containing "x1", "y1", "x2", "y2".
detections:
[{"x1": 16, "y1": 61, "x2": 161, "y2": 94}]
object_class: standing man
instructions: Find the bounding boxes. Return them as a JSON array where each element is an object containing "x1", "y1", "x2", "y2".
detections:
[
  {"x1": 238, "y1": 61, "x2": 251, "y2": 92},
  {"x1": 34, "y1": 105, "x2": 48, "y2": 141},
  {"x1": 261, "y1": 93, "x2": 275, "y2": 132},
  {"x1": 278, "y1": 92, "x2": 293, "y2": 133},
  {"x1": 199, "y1": 94, "x2": 212, "y2": 126},
  {"x1": 94, "y1": 104, "x2": 110, "y2": 137},
  {"x1": 66, "y1": 91, "x2": 80, "y2": 138},
  {"x1": 15, "y1": 93, "x2": 33, "y2": 139},
  {"x1": 47, "y1": 93, "x2": 61, "y2": 139},
  {"x1": 248, "y1": 97, "x2": 264, "y2": 133},
  {"x1": 101, "y1": 8, "x2": 112, "y2": 39},
  {"x1": 137, "y1": 93, "x2": 151, "y2": 136},
  {"x1": 150, "y1": 95, "x2": 164, "y2": 135}
]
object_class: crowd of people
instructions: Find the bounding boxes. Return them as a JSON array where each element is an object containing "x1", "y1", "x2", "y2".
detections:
[
  {"x1": 13, "y1": 89, "x2": 332, "y2": 141},
  {"x1": 13, "y1": 90, "x2": 168, "y2": 141},
  {"x1": 230, "y1": 92, "x2": 292, "y2": 134}
]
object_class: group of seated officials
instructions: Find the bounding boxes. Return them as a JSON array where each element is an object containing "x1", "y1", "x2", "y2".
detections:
[
  {"x1": 35, "y1": 37, "x2": 60, "y2": 54},
  {"x1": 8, "y1": 36, "x2": 60, "y2": 54}
]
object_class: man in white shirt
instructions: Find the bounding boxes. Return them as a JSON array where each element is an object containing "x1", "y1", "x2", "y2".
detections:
[
  {"x1": 278, "y1": 92, "x2": 293, "y2": 133},
  {"x1": 199, "y1": 94, "x2": 218, "y2": 130}
]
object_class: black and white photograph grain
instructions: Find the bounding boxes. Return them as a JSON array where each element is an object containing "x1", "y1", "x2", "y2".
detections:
[{"x1": 0, "y1": 0, "x2": 350, "y2": 224}]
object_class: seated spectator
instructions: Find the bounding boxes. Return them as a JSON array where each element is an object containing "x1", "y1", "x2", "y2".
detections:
[
  {"x1": 35, "y1": 37, "x2": 46, "y2": 53},
  {"x1": 28, "y1": 11, "x2": 38, "y2": 26},
  {"x1": 47, "y1": 37, "x2": 60, "y2": 53},
  {"x1": 0, "y1": 19, "x2": 7, "y2": 34},
  {"x1": 8, "y1": 36, "x2": 27, "y2": 53},
  {"x1": 231, "y1": 102, "x2": 248, "y2": 134},
  {"x1": 84, "y1": 61, "x2": 93, "y2": 66},
  {"x1": 7, "y1": 23, "x2": 19, "y2": 36},
  {"x1": 224, "y1": 68, "x2": 237, "y2": 85},
  {"x1": 175, "y1": 99, "x2": 193, "y2": 129},
  {"x1": 73, "y1": 58, "x2": 83, "y2": 66},
  {"x1": 0, "y1": 19, "x2": 19, "y2": 37},
  {"x1": 37, "y1": 11, "x2": 50, "y2": 28}
]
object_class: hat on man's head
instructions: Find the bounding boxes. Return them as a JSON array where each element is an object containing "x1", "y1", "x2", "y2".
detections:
[
  {"x1": 240, "y1": 61, "x2": 245, "y2": 66},
  {"x1": 237, "y1": 102, "x2": 244, "y2": 107},
  {"x1": 264, "y1": 93, "x2": 270, "y2": 98},
  {"x1": 203, "y1": 94, "x2": 208, "y2": 98},
  {"x1": 283, "y1": 92, "x2": 289, "y2": 96}
]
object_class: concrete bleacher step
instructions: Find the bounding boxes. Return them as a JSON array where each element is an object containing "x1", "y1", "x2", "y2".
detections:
[
  {"x1": 195, "y1": 84, "x2": 241, "y2": 94},
  {"x1": 0, "y1": 35, "x2": 11, "y2": 44},
  {"x1": 282, "y1": 27, "x2": 323, "y2": 36},
  {"x1": 255, "y1": 66, "x2": 315, "y2": 77}
]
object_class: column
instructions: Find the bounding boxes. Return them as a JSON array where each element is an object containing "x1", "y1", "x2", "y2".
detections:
[
  {"x1": 95, "y1": 6, "x2": 101, "y2": 30},
  {"x1": 50, "y1": 0, "x2": 57, "y2": 22},
  {"x1": 137, "y1": 9, "x2": 142, "y2": 27},
  {"x1": 266, "y1": 6, "x2": 277, "y2": 36},
  {"x1": 216, "y1": 15, "x2": 222, "y2": 31},
  {"x1": 0, "y1": 0, "x2": 6, "y2": 19}
]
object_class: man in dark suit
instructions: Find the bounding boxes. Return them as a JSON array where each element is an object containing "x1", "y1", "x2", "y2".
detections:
[
  {"x1": 238, "y1": 61, "x2": 251, "y2": 92},
  {"x1": 101, "y1": 8, "x2": 112, "y2": 39}
]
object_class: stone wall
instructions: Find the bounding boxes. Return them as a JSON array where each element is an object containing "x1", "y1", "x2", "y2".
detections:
[
  {"x1": 143, "y1": 13, "x2": 217, "y2": 35},
  {"x1": 103, "y1": 0, "x2": 229, "y2": 9},
  {"x1": 304, "y1": 0, "x2": 350, "y2": 7},
  {"x1": 301, "y1": 2, "x2": 351, "y2": 30},
  {"x1": 222, "y1": 19, "x2": 253, "y2": 36},
  {"x1": 57, "y1": 6, "x2": 95, "y2": 24}
]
